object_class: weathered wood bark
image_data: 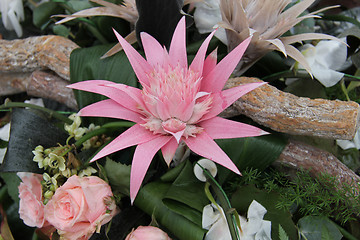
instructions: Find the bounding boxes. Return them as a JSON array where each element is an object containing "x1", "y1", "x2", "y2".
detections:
[
  {"x1": 0, "y1": 35, "x2": 79, "y2": 80},
  {"x1": 274, "y1": 139, "x2": 360, "y2": 193},
  {"x1": 28, "y1": 70, "x2": 77, "y2": 109},
  {"x1": 222, "y1": 77, "x2": 360, "y2": 140},
  {"x1": 0, "y1": 72, "x2": 30, "y2": 95},
  {"x1": 0, "y1": 70, "x2": 77, "y2": 109}
]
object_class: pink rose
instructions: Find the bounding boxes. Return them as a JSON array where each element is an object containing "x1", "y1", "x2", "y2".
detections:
[
  {"x1": 125, "y1": 226, "x2": 172, "y2": 240},
  {"x1": 44, "y1": 175, "x2": 117, "y2": 240},
  {"x1": 18, "y1": 172, "x2": 46, "y2": 228}
]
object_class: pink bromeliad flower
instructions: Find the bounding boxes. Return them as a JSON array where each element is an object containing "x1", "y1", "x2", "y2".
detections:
[{"x1": 69, "y1": 17, "x2": 267, "y2": 203}]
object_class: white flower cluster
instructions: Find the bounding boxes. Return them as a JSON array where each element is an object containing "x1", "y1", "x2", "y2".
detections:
[{"x1": 203, "y1": 200, "x2": 271, "y2": 240}]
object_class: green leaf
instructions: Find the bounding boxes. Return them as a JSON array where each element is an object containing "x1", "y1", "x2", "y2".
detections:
[
  {"x1": 162, "y1": 160, "x2": 209, "y2": 225},
  {"x1": 0, "y1": 173, "x2": 21, "y2": 203},
  {"x1": 216, "y1": 134, "x2": 288, "y2": 184},
  {"x1": 70, "y1": 44, "x2": 138, "y2": 123},
  {"x1": 298, "y1": 216, "x2": 343, "y2": 240},
  {"x1": 231, "y1": 185, "x2": 298, "y2": 240},
  {"x1": 104, "y1": 158, "x2": 131, "y2": 196},
  {"x1": 284, "y1": 78, "x2": 327, "y2": 99},
  {"x1": 160, "y1": 160, "x2": 187, "y2": 182},
  {"x1": 33, "y1": 2, "x2": 62, "y2": 28},
  {"x1": 279, "y1": 224, "x2": 290, "y2": 240},
  {"x1": 135, "y1": 181, "x2": 206, "y2": 240},
  {"x1": 65, "y1": 0, "x2": 93, "y2": 12},
  {"x1": 0, "y1": 109, "x2": 68, "y2": 173},
  {"x1": 52, "y1": 24, "x2": 71, "y2": 38}
]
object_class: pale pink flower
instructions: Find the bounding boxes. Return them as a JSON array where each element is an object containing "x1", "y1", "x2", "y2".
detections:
[
  {"x1": 44, "y1": 175, "x2": 117, "y2": 240},
  {"x1": 125, "y1": 226, "x2": 172, "y2": 240},
  {"x1": 69, "y1": 17, "x2": 267, "y2": 203},
  {"x1": 18, "y1": 172, "x2": 47, "y2": 228}
]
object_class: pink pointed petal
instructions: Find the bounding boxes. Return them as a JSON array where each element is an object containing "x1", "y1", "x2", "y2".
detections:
[
  {"x1": 68, "y1": 80, "x2": 142, "y2": 112},
  {"x1": 190, "y1": 30, "x2": 216, "y2": 74},
  {"x1": 141, "y1": 32, "x2": 166, "y2": 67},
  {"x1": 90, "y1": 124, "x2": 157, "y2": 162},
  {"x1": 201, "y1": 37, "x2": 252, "y2": 93},
  {"x1": 130, "y1": 135, "x2": 172, "y2": 204},
  {"x1": 169, "y1": 17, "x2": 187, "y2": 69},
  {"x1": 201, "y1": 82, "x2": 267, "y2": 121},
  {"x1": 202, "y1": 48, "x2": 218, "y2": 78},
  {"x1": 184, "y1": 132, "x2": 240, "y2": 175},
  {"x1": 113, "y1": 29, "x2": 152, "y2": 86},
  {"x1": 79, "y1": 99, "x2": 143, "y2": 123},
  {"x1": 200, "y1": 117, "x2": 269, "y2": 139},
  {"x1": 161, "y1": 138, "x2": 179, "y2": 166},
  {"x1": 104, "y1": 83, "x2": 145, "y2": 111}
]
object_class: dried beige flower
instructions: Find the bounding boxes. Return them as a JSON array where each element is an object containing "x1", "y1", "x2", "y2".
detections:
[{"x1": 219, "y1": 0, "x2": 342, "y2": 75}]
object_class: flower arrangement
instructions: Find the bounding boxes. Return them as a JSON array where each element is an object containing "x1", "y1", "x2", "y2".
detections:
[{"x1": 1, "y1": 0, "x2": 360, "y2": 240}]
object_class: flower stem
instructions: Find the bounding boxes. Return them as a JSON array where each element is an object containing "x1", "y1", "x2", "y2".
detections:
[
  {"x1": 198, "y1": 164, "x2": 241, "y2": 240},
  {"x1": 0, "y1": 101, "x2": 72, "y2": 124},
  {"x1": 73, "y1": 121, "x2": 135, "y2": 148}
]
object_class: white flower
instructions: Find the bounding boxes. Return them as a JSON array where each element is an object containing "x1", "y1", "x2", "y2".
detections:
[
  {"x1": 295, "y1": 39, "x2": 348, "y2": 87},
  {"x1": 193, "y1": 0, "x2": 228, "y2": 45},
  {"x1": 194, "y1": 158, "x2": 218, "y2": 182},
  {"x1": 337, "y1": 127, "x2": 360, "y2": 150},
  {"x1": 0, "y1": 123, "x2": 10, "y2": 164},
  {"x1": 0, "y1": 0, "x2": 24, "y2": 37},
  {"x1": 202, "y1": 200, "x2": 271, "y2": 240}
]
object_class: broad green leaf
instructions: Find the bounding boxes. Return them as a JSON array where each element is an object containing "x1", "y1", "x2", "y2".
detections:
[
  {"x1": 284, "y1": 77, "x2": 327, "y2": 99},
  {"x1": 160, "y1": 159, "x2": 187, "y2": 182},
  {"x1": 0, "y1": 109, "x2": 68, "y2": 173},
  {"x1": 0, "y1": 173, "x2": 21, "y2": 203},
  {"x1": 66, "y1": 0, "x2": 93, "y2": 12},
  {"x1": 216, "y1": 134, "x2": 288, "y2": 184},
  {"x1": 33, "y1": 2, "x2": 62, "y2": 28},
  {"x1": 52, "y1": 25, "x2": 71, "y2": 38},
  {"x1": 135, "y1": 181, "x2": 206, "y2": 240},
  {"x1": 163, "y1": 160, "x2": 209, "y2": 225},
  {"x1": 298, "y1": 216, "x2": 343, "y2": 240},
  {"x1": 70, "y1": 44, "x2": 138, "y2": 111},
  {"x1": 231, "y1": 185, "x2": 298, "y2": 240}
]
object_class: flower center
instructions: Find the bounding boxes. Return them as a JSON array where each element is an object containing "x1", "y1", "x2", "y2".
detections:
[{"x1": 161, "y1": 118, "x2": 186, "y2": 142}]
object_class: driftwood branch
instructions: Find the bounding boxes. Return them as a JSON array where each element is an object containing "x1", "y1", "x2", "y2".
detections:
[
  {"x1": 0, "y1": 35, "x2": 78, "y2": 80},
  {"x1": 222, "y1": 77, "x2": 360, "y2": 140},
  {"x1": 0, "y1": 35, "x2": 78, "y2": 109},
  {"x1": 274, "y1": 139, "x2": 360, "y2": 192}
]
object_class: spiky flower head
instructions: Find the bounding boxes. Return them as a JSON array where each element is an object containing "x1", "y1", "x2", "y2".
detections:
[
  {"x1": 219, "y1": 0, "x2": 341, "y2": 74},
  {"x1": 69, "y1": 17, "x2": 267, "y2": 203}
]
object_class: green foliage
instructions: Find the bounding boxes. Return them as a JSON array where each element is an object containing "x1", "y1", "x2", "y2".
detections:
[
  {"x1": 215, "y1": 133, "x2": 288, "y2": 184},
  {"x1": 298, "y1": 216, "x2": 343, "y2": 240},
  {"x1": 232, "y1": 168, "x2": 360, "y2": 225},
  {"x1": 0, "y1": 173, "x2": 21, "y2": 203},
  {"x1": 279, "y1": 224, "x2": 289, "y2": 240},
  {"x1": 33, "y1": 2, "x2": 63, "y2": 29}
]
